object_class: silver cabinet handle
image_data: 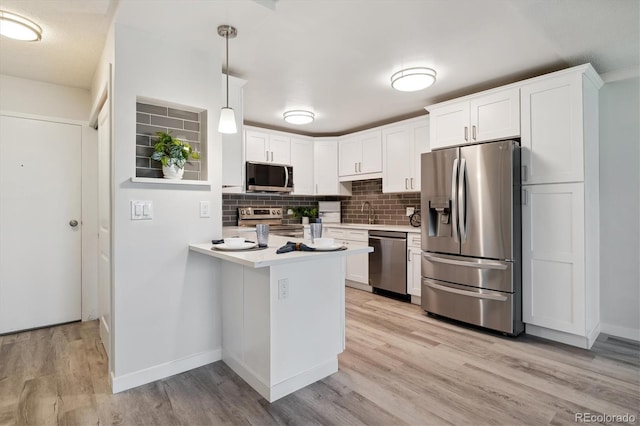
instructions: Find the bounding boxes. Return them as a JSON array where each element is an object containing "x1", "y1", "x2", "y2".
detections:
[
  {"x1": 521, "y1": 165, "x2": 528, "y2": 182},
  {"x1": 405, "y1": 178, "x2": 409, "y2": 189},
  {"x1": 425, "y1": 281, "x2": 507, "y2": 301},
  {"x1": 422, "y1": 253, "x2": 508, "y2": 270},
  {"x1": 410, "y1": 177, "x2": 414, "y2": 189},
  {"x1": 407, "y1": 249, "x2": 410, "y2": 261},
  {"x1": 266, "y1": 150, "x2": 269, "y2": 162},
  {"x1": 271, "y1": 151, "x2": 273, "y2": 162},
  {"x1": 316, "y1": 183, "x2": 318, "y2": 194},
  {"x1": 358, "y1": 162, "x2": 362, "y2": 173},
  {"x1": 522, "y1": 189, "x2": 528, "y2": 206},
  {"x1": 451, "y1": 158, "x2": 459, "y2": 243},
  {"x1": 354, "y1": 162, "x2": 357, "y2": 173},
  {"x1": 472, "y1": 125, "x2": 476, "y2": 140},
  {"x1": 69, "y1": 219, "x2": 79, "y2": 227},
  {"x1": 464, "y1": 126, "x2": 468, "y2": 141}
]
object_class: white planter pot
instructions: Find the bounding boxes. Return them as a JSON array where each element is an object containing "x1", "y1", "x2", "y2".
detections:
[
  {"x1": 162, "y1": 165, "x2": 184, "y2": 180},
  {"x1": 301, "y1": 216, "x2": 310, "y2": 224}
]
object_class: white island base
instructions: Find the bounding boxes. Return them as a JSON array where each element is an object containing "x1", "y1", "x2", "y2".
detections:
[{"x1": 190, "y1": 238, "x2": 372, "y2": 402}]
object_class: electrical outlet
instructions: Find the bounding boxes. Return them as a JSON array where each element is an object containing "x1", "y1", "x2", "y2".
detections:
[
  {"x1": 200, "y1": 201, "x2": 210, "y2": 218},
  {"x1": 278, "y1": 278, "x2": 289, "y2": 300},
  {"x1": 406, "y1": 207, "x2": 415, "y2": 217}
]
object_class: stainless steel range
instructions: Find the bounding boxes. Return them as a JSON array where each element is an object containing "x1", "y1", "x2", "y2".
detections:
[{"x1": 238, "y1": 207, "x2": 304, "y2": 238}]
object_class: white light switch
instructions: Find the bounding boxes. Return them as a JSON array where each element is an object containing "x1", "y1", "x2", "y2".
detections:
[
  {"x1": 131, "y1": 200, "x2": 153, "y2": 220},
  {"x1": 200, "y1": 201, "x2": 210, "y2": 218}
]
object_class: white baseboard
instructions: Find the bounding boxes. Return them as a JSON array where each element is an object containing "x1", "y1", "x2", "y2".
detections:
[
  {"x1": 111, "y1": 349, "x2": 222, "y2": 393},
  {"x1": 600, "y1": 322, "x2": 640, "y2": 342},
  {"x1": 345, "y1": 281, "x2": 372, "y2": 292},
  {"x1": 525, "y1": 324, "x2": 599, "y2": 349}
]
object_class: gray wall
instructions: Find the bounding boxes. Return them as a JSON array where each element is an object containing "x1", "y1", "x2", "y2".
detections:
[{"x1": 599, "y1": 76, "x2": 640, "y2": 339}]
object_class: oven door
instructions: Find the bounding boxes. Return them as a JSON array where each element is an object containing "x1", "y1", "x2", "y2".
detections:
[{"x1": 246, "y1": 162, "x2": 293, "y2": 193}]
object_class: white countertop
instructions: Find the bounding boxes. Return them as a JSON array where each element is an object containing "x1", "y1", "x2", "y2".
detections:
[
  {"x1": 190, "y1": 234, "x2": 372, "y2": 268},
  {"x1": 322, "y1": 223, "x2": 421, "y2": 233}
]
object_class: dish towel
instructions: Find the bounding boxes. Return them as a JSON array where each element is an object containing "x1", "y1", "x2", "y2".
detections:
[
  {"x1": 212, "y1": 238, "x2": 255, "y2": 245},
  {"x1": 276, "y1": 241, "x2": 316, "y2": 254}
]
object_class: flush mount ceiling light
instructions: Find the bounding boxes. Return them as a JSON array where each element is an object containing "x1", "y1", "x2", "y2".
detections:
[
  {"x1": 218, "y1": 24, "x2": 237, "y2": 134},
  {"x1": 0, "y1": 10, "x2": 42, "y2": 41},
  {"x1": 391, "y1": 67, "x2": 437, "y2": 92},
  {"x1": 283, "y1": 110, "x2": 315, "y2": 125}
]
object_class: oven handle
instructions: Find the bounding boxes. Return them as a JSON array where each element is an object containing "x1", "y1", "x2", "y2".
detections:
[
  {"x1": 422, "y1": 253, "x2": 508, "y2": 270},
  {"x1": 424, "y1": 281, "x2": 507, "y2": 301}
]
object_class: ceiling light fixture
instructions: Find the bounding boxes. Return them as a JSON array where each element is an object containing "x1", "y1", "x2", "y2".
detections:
[
  {"x1": 0, "y1": 10, "x2": 42, "y2": 41},
  {"x1": 391, "y1": 67, "x2": 437, "y2": 92},
  {"x1": 283, "y1": 110, "x2": 315, "y2": 125},
  {"x1": 217, "y1": 24, "x2": 237, "y2": 134}
]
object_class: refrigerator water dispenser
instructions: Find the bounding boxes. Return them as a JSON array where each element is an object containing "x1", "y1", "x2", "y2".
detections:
[{"x1": 428, "y1": 198, "x2": 451, "y2": 237}]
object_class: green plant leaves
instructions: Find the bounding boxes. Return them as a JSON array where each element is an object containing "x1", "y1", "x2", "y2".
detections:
[{"x1": 150, "y1": 131, "x2": 200, "y2": 169}]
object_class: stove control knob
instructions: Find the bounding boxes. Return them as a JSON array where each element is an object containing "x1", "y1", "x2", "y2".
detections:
[
  {"x1": 276, "y1": 209, "x2": 281, "y2": 215},
  {"x1": 271, "y1": 209, "x2": 277, "y2": 215}
]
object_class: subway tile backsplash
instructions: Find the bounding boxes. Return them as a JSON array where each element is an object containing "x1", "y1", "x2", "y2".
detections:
[
  {"x1": 135, "y1": 101, "x2": 202, "y2": 180},
  {"x1": 222, "y1": 178, "x2": 420, "y2": 227}
]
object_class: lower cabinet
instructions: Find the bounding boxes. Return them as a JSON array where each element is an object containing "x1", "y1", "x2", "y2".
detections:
[
  {"x1": 407, "y1": 233, "x2": 422, "y2": 301},
  {"x1": 522, "y1": 182, "x2": 600, "y2": 348},
  {"x1": 325, "y1": 228, "x2": 370, "y2": 287}
]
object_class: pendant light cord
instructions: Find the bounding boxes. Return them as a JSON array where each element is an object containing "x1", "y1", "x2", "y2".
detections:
[{"x1": 225, "y1": 31, "x2": 229, "y2": 108}]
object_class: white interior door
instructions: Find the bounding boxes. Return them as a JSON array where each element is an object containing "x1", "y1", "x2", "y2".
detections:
[
  {"x1": 0, "y1": 115, "x2": 82, "y2": 334},
  {"x1": 98, "y1": 104, "x2": 112, "y2": 358}
]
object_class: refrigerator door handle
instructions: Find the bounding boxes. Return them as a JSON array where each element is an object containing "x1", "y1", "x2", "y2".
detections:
[
  {"x1": 458, "y1": 158, "x2": 467, "y2": 242},
  {"x1": 425, "y1": 281, "x2": 508, "y2": 301},
  {"x1": 422, "y1": 253, "x2": 508, "y2": 270},
  {"x1": 451, "y1": 158, "x2": 459, "y2": 242}
]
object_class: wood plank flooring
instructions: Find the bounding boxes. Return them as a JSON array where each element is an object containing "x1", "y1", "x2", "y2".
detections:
[{"x1": 1, "y1": 288, "x2": 638, "y2": 425}]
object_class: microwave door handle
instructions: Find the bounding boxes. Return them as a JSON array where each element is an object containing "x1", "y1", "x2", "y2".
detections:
[
  {"x1": 451, "y1": 158, "x2": 459, "y2": 243},
  {"x1": 284, "y1": 165, "x2": 289, "y2": 189}
]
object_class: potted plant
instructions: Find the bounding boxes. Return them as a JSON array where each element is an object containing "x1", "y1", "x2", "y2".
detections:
[
  {"x1": 150, "y1": 131, "x2": 200, "y2": 179},
  {"x1": 289, "y1": 206, "x2": 318, "y2": 224}
]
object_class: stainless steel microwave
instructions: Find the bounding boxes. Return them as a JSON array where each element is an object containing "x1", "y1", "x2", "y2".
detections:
[{"x1": 245, "y1": 161, "x2": 294, "y2": 193}]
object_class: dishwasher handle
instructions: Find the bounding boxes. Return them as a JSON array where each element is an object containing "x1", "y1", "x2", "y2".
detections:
[{"x1": 369, "y1": 235, "x2": 406, "y2": 242}]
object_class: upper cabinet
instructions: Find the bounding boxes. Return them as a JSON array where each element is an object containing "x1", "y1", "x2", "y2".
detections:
[
  {"x1": 314, "y1": 138, "x2": 352, "y2": 196},
  {"x1": 382, "y1": 116, "x2": 429, "y2": 193},
  {"x1": 290, "y1": 136, "x2": 314, "y2": 195},
  {"x1": 245, "y1": 127, "x2": 291, "y2": 164},
  {"x1": 338, "y1": 129, "x2": 382, "y2": 180},
  {"x1": 427, "y1": 87, "x2": 520, "y2": 150},
  {"x1": 221, "y1": 75, "x2": 247, "y2": 191},
  {"x1": 520, "y1": 70, "x2": 601, "y2": 185}
]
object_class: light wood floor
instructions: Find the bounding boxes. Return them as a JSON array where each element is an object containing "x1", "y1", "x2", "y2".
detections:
[{"x1": 1, "y1": 288, "x2": 638, "y2": 425}]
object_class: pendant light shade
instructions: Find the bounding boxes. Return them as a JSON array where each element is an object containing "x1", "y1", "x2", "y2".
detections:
[
  {"x1": 0, "y1": 10, "x2": 42, "y2": 41},
  {"x1": 283, "y1": 110, "x2": 315, "y2": 125},
  {"x1": 218, "y1": 25, "x2": 237, "y2": 134},
  {"x1": 391, "y1": 67, "x2": 437, "y2": 92},
  {"x1": 218, "y1": 107, "x2": 237, "y2": 134}
]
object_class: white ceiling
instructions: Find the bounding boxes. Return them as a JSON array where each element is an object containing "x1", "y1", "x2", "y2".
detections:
[{"x1": 0, "y1": 0, "x2": 638, "y2": 135}]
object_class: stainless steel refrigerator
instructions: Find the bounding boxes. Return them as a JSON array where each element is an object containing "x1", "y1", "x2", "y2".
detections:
[{"x1": 420, "y1": 140, "x2": 523, "y2": 335}]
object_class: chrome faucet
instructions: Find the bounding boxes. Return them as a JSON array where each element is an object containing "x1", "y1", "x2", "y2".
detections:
[{"x1": 361, "y1": 201, "x2": 375, "y2": 224}]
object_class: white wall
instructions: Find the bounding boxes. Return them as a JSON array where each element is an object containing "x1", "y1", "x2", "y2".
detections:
[
  {"x1": 599, "y1": 76, "x2": 640, "y2": 341},
  {"x1": 0, "y1": 74, "x2": 99, "y2": 322},
  {"x1": 107, "y1": 21, "x2": 223, "y2": 390}
]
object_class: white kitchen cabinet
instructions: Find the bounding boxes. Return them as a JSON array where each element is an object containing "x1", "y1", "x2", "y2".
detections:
[
  {"x1": 313, "y1": 138, "x2": 352, "y2": 196},
  {"x1": 290, "y1": 136, "x2": 314, "y2": 195},
  {"x1": 325, "y1": 228, "x2": 369, "y2": 287},
  {"x1": 382, "y1": 116, "x2": 429, "y2": 193},
  {"x1": 520, "y1": 69, "x2": 599, "y2": 185},
  {"x1": 338, "y1": 129, "x2": 382, "y2": 180},
  {"x1": 245, "y1": 127, "x2": 291, "y2": 164},
  {"x1": 221, "y1": 75, "x2": 246, "y2": 191},
  {"x1": 407, "y1": 233, "x2": 422, "y2": 301},
  {"x1": 427, "y1": 87, "x2": 520, "y2": 150}
]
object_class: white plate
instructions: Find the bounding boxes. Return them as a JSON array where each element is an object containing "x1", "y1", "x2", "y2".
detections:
[
  {"x1": 213, "y1": 242, "x2": 257, "y2": 250},
  {"x1": 308, "y1": 243, "x2": 345, "y2": 251}
]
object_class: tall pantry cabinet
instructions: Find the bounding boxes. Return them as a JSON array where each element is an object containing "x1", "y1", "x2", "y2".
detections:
[{"x1": 520, "y1": 64, "x2": 603, "y2": 349}]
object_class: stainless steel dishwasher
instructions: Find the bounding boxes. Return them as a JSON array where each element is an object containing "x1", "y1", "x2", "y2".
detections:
[{"x1": 368, "y1": 230, "x2": 408, "y2": 296}]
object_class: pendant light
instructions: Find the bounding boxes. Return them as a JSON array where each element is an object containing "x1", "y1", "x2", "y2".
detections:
[
  {"x1": 0, "y1": 10, "x2": 42, "y2": 41},
  {"x1": 218, "y1": 25, "x2": 237, "y2": 134}
]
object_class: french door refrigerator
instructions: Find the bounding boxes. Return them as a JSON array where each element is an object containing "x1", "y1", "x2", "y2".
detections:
[{"x1": 420, "y1": 140, "x2": 523, "y2": 335}]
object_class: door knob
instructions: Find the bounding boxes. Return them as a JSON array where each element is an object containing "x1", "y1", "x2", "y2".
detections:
[{"x1": 69, "y1": 219, "x2": 79, "y2": 227}]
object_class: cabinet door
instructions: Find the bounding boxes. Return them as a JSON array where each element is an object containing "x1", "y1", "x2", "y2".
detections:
[
  {"x1": 338, "y1": 137, "x2": 361, "y2": 176},
  {"x1": 290, "y1": 138, "x2": 314, "y2": 195},
  {"x1": 346, "y1": 250, "x2": 369, "y2": 284},
  {"x1": 382, "y1": 124, "x2": 412, "y2": 193},
  {"x1": 245, "y1": 130, "x2": 269, "y2": 163},
  {"x1": 520, "y1": 74, "x2": 584, "y2": 184},
  {"x1": 360, "y1": 130, "x2": 382, "y2": 174},
  {"x1": 314, "y1": 139, "x2": 339, "y2": 195},
  {"x1": 407, "y1": 247, "x2": 422, "y2": 297},
  {"x1": 428, "y1": 101, "x2": 469, "y2": 150},
  {"x1": 522, "y1": 183, "x2": 585, "y2": 335},
  {"x1": 411, "y1": 120, "x2": 430, "y2": 191},
  {"x1": 470, "y1": 88, "x2": 520, "y2": 143},
  {"x1": 269, "y1": 134, "x2": 291, "y2": 164}
]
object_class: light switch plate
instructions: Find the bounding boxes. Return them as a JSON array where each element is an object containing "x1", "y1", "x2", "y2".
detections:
[
  {"x1": 131, "y1": 200, "x2": 153, "y2": 220},
  {"x1": 200, "y1": 201, "x2": 210, "y2": 218}
]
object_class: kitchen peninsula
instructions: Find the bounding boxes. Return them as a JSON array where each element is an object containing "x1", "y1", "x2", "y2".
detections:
[{"x1": 189, "y1": 236, "x2": 372, "y2": 402}]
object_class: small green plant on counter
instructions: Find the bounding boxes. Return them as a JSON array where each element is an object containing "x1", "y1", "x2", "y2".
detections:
[
  {"x1": 288, "y1": 206, "x2": 318, "y2": 219},
  {"x1": 150, "y1": 131, "x2": 200, "y2": 168}
]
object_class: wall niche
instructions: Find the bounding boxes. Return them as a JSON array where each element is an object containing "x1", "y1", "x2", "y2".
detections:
[{"x1": 135, "y1": 97, "x2": 208, "y2": 181}]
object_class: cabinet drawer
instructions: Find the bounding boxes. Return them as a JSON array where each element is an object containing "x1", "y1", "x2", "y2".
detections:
[
  {"x1": 345, "y1": 229, "x2": 368, "y2": 242},
  {"x1": 324, "y1": 228, "x2": 346, "y2": 239},
  {"x1": 408, "y1": 233, "x2": 421, "y2": 248}
]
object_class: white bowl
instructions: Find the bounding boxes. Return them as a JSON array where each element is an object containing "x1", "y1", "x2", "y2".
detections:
[
  {"x1": 224, "y1": 237, "x2": 245, "y2": 248},
  {"x1": 313, "y1": 237, "x2": 334, "y2": 248}
]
